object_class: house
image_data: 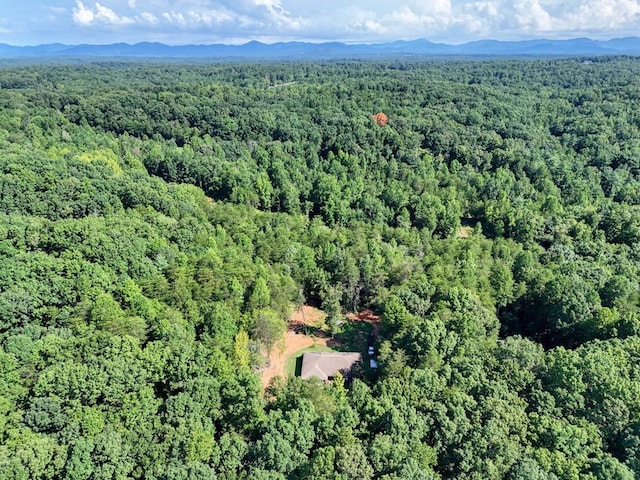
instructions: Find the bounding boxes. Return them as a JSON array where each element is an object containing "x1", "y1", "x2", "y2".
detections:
[{"x1": 300, "y1": 352, "x2": 362, "y2": 381}]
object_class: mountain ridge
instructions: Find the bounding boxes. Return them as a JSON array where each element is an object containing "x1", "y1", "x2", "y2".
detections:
[{"x1": 0, "y1": 37, "x2": 638, "y2": 59}]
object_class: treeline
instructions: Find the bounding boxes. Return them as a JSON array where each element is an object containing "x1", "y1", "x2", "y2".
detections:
[{"x1": 0, "y1": 58, "x2": 639, "y2": 478}]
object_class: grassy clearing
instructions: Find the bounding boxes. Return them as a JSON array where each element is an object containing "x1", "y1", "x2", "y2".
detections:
[{"x1": 330, "y1": 320, "x2": 373, "y2": 353}]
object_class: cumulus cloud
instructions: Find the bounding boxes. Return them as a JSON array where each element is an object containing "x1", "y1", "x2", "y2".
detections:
[
  {"x1": 140, "y1": 11, "x2": 157, "y2": 25},
  {"x1": 161, "y1": 7, "x2": 254, "y2": 29},
  {"x1": 390, "y1": 6, "x2": 445, "y2": 30},
  {"x1": 253, "y1": 0, "x2": 307, "y2": 30},
  {"x1": 162, "y1": 11, "x2": 185, "y2": 26},
  {"x1": 352, "y1": 19, "x2": 386, "y2": 35},
  {"x1": 95, "y1": 2, "x2": 134, "y2": 24},
  {"x1": 72, "y1": 1, "x2": 134, "y2": 26},
  {"x1": 72, "y1": 1, "x2": 94, "y2": 25},
  {"x1": 132, "y1": 0, "x2": 305, "y2": 39},
  {"x1": 468, "y1": 0, "x2": 640, "y2": 37},
  {"x1": 411, "y1": 0, "x2": 452, "y2": 16},
  {"x1": 562, "y1": 0, "x2": 640, "y2": 30},
  {"x1": 517, "y1": 1, "x2": 554, "y2": 31},
  {"x1": 57, "y1": 0, "x2": 640, "y2": 43}
]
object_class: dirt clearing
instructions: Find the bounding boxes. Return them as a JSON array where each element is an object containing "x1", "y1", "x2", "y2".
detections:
[
  {"x1": 457, "y1": 226, "x2": 473, "y2": 238},
  {"x1": 260, "y1": 306, "x2": 328, "y2": 389},
  {"x1": 290, "y1": 305, "x2": 326, "y2": 329}
]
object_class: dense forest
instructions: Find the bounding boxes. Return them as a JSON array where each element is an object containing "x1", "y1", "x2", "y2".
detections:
[{"x1": 1, "y1": 57, "x2": 640, "y2": 479}]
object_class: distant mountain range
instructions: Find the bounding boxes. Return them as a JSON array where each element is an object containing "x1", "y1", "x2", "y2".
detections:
[{"x1": 1, "y1": 37, "x2": 640, "y2": 59}]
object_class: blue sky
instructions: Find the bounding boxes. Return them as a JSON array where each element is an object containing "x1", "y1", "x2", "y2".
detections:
[{"x1": 1, "y1": 0, "x2": 640, "y2": 45}]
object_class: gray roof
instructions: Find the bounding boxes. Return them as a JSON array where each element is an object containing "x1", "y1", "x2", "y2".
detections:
[{"x1": 300, "y1": 351, "x2": 362, "y2": 381}]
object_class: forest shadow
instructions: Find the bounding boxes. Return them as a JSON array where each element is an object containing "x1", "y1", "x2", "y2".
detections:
[
  {"x1": 328, "y1": 321, "x2": 373, "y2": 353},
  {"x1": 292, "y1": 323, "x2": 328, "y2": 338},
  {"x1": 294, "y1": 355, "x2": 303, "y2": 377}
]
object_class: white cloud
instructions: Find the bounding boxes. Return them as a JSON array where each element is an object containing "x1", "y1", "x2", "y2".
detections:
[
  {"x1": 411, "y1": 0, "x2": 634, "y2": 40},
  {"x1": 162, "y1": 11, "x2": 185, "y2": 26},
  {"x1": 139, "y1": 12, "x2": 157, "y2": 24},
  {"x1": 186, "y1": 10, "x2": 233, "y2": 25},
  {"x1": 361, "y1": 20, "x2": 386, "y2": 35},
  {"x1": 456, "y1": 1, "x2": 500, "y2": 35},
  {"x1": 515, "y1": 0, "x2": 554, "y2": 31},
  {"x1": 254, "y1": 0, "x2": 307, "y2": 30},
  {"x1": 254, "y1": 0, "x2": 280, "y2": 8},
  {"x1": 563, "y1": 0, "x2": 640, "y2": 30},
  {"x1": 390, "y1": 6, "x2": 443, "y2": 29},
  {"x1": 96, "y1": 2, "x2": 134, "y2": 24},
  {"x1": 151, "y1": 0, "x2": 305, "y2": 34},
  {"x1": 161, "y1": 8, "x2": 249, "y2": 28},
  {"x1": 411, "y1": 0, "x2": 452, "y2": 16},
  {"x1": 38, "y1": 0, "x2": 640, "y2": 44},
  {"x1": 72, "y1": 1, "x2": 134, "y2": 26},
  {"x1": 73, "y1": 1, "x2": 95, "y2": 26}
]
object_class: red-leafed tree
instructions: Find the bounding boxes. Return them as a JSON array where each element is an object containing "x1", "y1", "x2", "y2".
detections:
[{"x1": 373, "y1": 112, "x2": 388, "y2": 126}]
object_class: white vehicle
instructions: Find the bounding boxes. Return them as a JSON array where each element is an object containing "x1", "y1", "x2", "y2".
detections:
[{"x1": 368, "y1": 346, "x2": 375, "y2": 356}]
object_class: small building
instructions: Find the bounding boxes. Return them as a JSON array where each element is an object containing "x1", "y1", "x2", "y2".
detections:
[{"x1": 300, "y1": 352, "x2": 362, "y2": 381}]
